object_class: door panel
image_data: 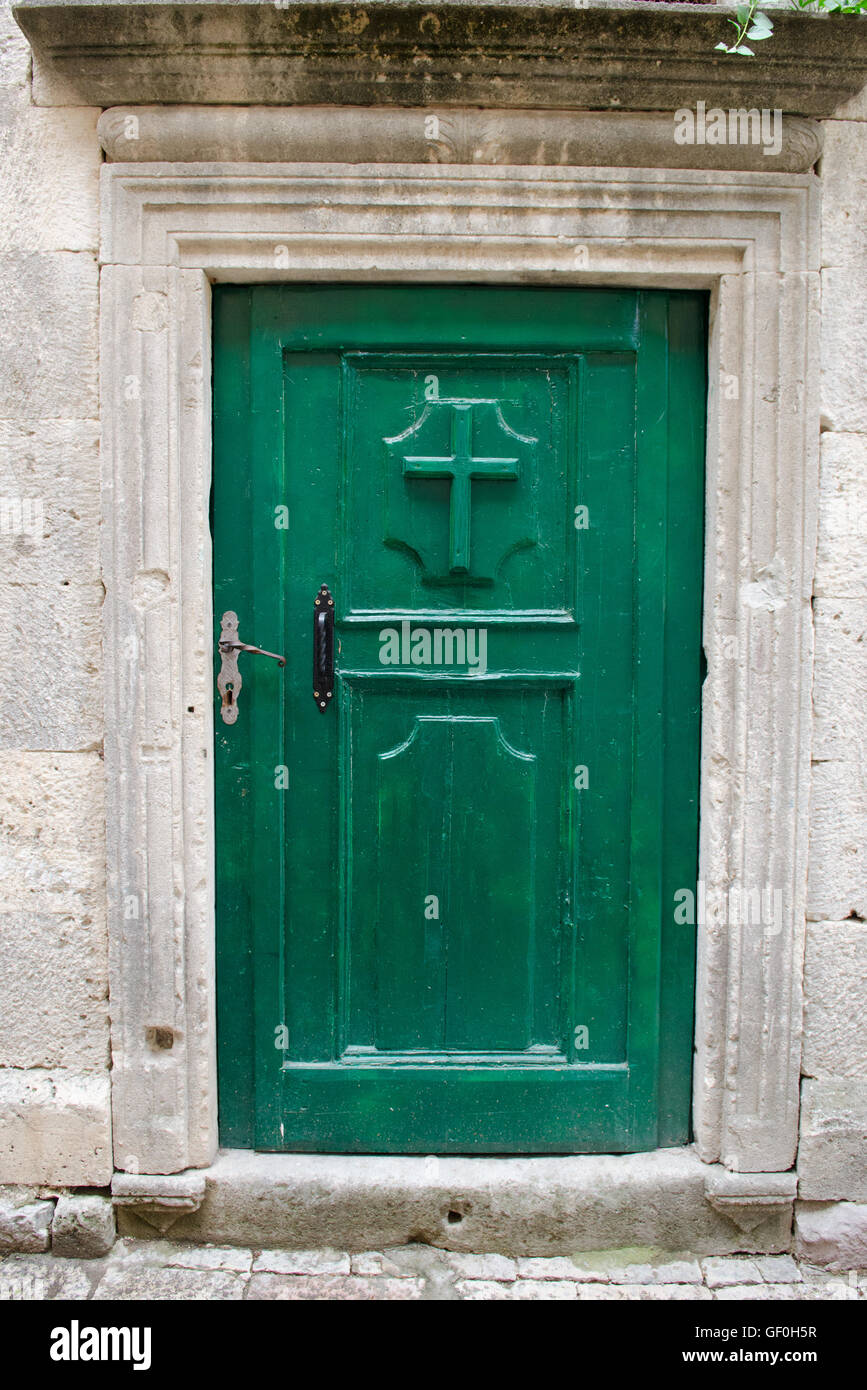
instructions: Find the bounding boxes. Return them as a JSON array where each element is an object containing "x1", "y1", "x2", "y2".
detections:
[
  {"x1": 343, "y1": 354, "x2": 573, "y2": 608},
  {"x1": 348, "y1": 697, "x2": 555, "y2": 1055},
  {"x1": 213, "y1": 284, "x2": 706, "y2": 1153}
]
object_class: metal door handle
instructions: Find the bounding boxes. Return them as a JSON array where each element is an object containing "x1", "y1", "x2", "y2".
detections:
[
  {"x1": 313, "y1": 584, "x2": 334, "y2": 711},
  {"x1": 217, "y1": 610, "x2": 285, "y2": 725},
  {"x1": 219, "y1": 639, "x2": 286, "y2": 665}
]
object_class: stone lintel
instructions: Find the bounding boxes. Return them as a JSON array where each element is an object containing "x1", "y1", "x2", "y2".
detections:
[{"x1": 97, "y1": 105, "x2": 824, "y2": 174}]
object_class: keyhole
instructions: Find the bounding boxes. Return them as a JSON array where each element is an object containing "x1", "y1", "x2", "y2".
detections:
[{"x1": 225, "y1": 684, "x2": 234, "y2": 705}]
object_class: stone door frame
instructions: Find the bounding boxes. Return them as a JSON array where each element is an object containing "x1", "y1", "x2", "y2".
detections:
[{"x1": 99, "y1": 126, "x2": 819, "y2": 1180}]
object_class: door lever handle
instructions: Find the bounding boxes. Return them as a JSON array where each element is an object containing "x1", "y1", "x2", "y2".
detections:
[
  {"x1": 313, "y1": 584, "x2": 335, "y2": 711},
  {"x1": 217, "y1": 610, "x2": 285, "y2": 725},
  {"x1": 219, "y1": 639, "x2": 286, "y2": 665}
]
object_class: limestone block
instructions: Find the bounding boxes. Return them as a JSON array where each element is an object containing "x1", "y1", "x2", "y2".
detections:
[
  {"x1": 516, "y1": 1255, "x2": 607, "y2": 1281},
  {"x1": 608, "y1": 1258, "x2": 703, "y2": 1285},
  {"x1": 445, "y1": 1251, "x2": 516, "y2": 1280},
  {"x1": 798, "y1": 1078, "x2": 867, "y2": 1201},
  {"x1": 0, "y1": 252, "x2": 97, "y2": 419},
  {"x1": 569, "y1": 1282, "x2": 709, "y2": 1301},
  {"x1": 0, "y1": 86, "x2": 100, "y2": 255},
  {"x1": 0, "y1": 420, "x2": 101, "y2": 586},
  {"x1": 0, "y1": 581, "x2": 103, "y2": 749},
  {"x1": 814, "y1": 435, "x2": 867, "y2": 600},
  {"x1": 92, "y1": 1266, "x2": 244, "y2": 1300},
  {"x1": 811, "y1": 598, "x2": 866, "y2": 763},
  {"x1": 820, "y1": 121, "x2": 867, "y2": 268},
  {"x1": 246, "y1": 1273, "x2": 423, "y2": 1301},
  {"x1": 714, "y1": 1281, "x2": 852, "y2": 1300},
  {"x1": 0, "y1": 1181, "x2": 39, "y2": 1203},
  {"x1": 0, "y1": 751, "x2": 105, "y2": 917},
  {"x1": 0, "y1": 1070, "x2": 111, "y2": 1185},
  {"x1": 803, "y1": 920, "x2": 867, "y2": 1079},
  {"x1": 702, "y1": 1257, "x2": 762, "y2": 1286},
  {"x1": 165, "y1": 1245, "x2": 252, "y2": 1273},
  {"x1": 0, "y1": 1195, "x2": 53, "y2": 1252},
  {"x1": 252, "y1": 1249, "x2": 350, "y2": 1276},
  {"x1": 0, "y1": 914, "x2": 108, "y2": 1070},
  {"x1": 807, "y1": 756, "x2": 867, "y2": 923},
  {"x1": 821, "y1": 268, "x2": 867, "y2": 432},
  {"x1": 52, "y1": 1193, "x2": 115, "y2": 1258},
  {"x1": 753, "y1": 1254, "x2": 802, "y2": 1282},
  {"x1": 795, "y1": 1201, "x2": 867, "y2": 1269},
  {"x1": 831, "y1": 80, "x2": 867, "y2": 120},
  {"x1": 0, "y1": 1251, "x2": 94, "y2": 1299},
  {"x1": 0, "y1": 758, "x2": 106, "y2": 1074}
]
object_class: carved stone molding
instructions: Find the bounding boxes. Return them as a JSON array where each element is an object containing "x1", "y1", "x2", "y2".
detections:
[
  {"x1": 705, "y1": 1169, "x2": 799, "y2": 1234},
  {"x1": 111, "y1": 1171, "x2": 207, "y2": 1234},
  {"x1": 13, "y1": 1, "x2": 867, "y2": 114},
  {"x1": 97, "y1": 106, "x2": 824, "y2": 175},
  {"x1": 99, "y1": 158, "x2": 818, "y2": 1175}
]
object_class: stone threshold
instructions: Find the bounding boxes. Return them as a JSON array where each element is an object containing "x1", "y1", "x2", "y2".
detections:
[{"x1": 111, "y1": 1148, "x2": 797, "y2": 1257}]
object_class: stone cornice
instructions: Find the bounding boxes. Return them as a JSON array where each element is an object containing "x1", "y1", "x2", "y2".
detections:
[
  {"x1": 13, "y1": 1, "x2": 867, "y2": 115},
  {"x1": 97, "y1": 105, "x2": 824, "y2": 173}
]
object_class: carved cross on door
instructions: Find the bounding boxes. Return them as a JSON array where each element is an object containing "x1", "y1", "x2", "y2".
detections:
[{"x1": 400, "y1": 401, "x2": 521, "y2": 574}]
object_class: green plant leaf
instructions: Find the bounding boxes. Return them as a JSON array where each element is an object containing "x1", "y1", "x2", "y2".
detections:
[{"x1": 713, "y1": 0, "x2": 867, "y2": 59}]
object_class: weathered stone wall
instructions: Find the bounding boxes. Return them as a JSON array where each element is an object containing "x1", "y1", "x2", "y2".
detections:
[
  {"x1": 0, "y1": 4, "x2": 110, "y2": 1184},
  {"x1": 798, "y1": 82, "x2": 867, "y2": 1216}
]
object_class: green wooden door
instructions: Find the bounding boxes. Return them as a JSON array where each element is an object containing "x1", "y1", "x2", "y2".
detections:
[{"x1": 214, "y1": 284, "x2": 706, "y2": 1154}]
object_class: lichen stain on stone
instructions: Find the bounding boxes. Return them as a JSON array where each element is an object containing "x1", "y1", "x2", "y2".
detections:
[
  {"x1": 419, "y1": 12, "x2": 442, "y2": 37},
  {"x1": 334, "y1": 9, "x2": 370, "y2": 37}
]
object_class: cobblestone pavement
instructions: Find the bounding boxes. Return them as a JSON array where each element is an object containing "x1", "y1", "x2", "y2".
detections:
[{"x1": 1, "y1": 1242, "x2": 865, "y2": 1300}]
